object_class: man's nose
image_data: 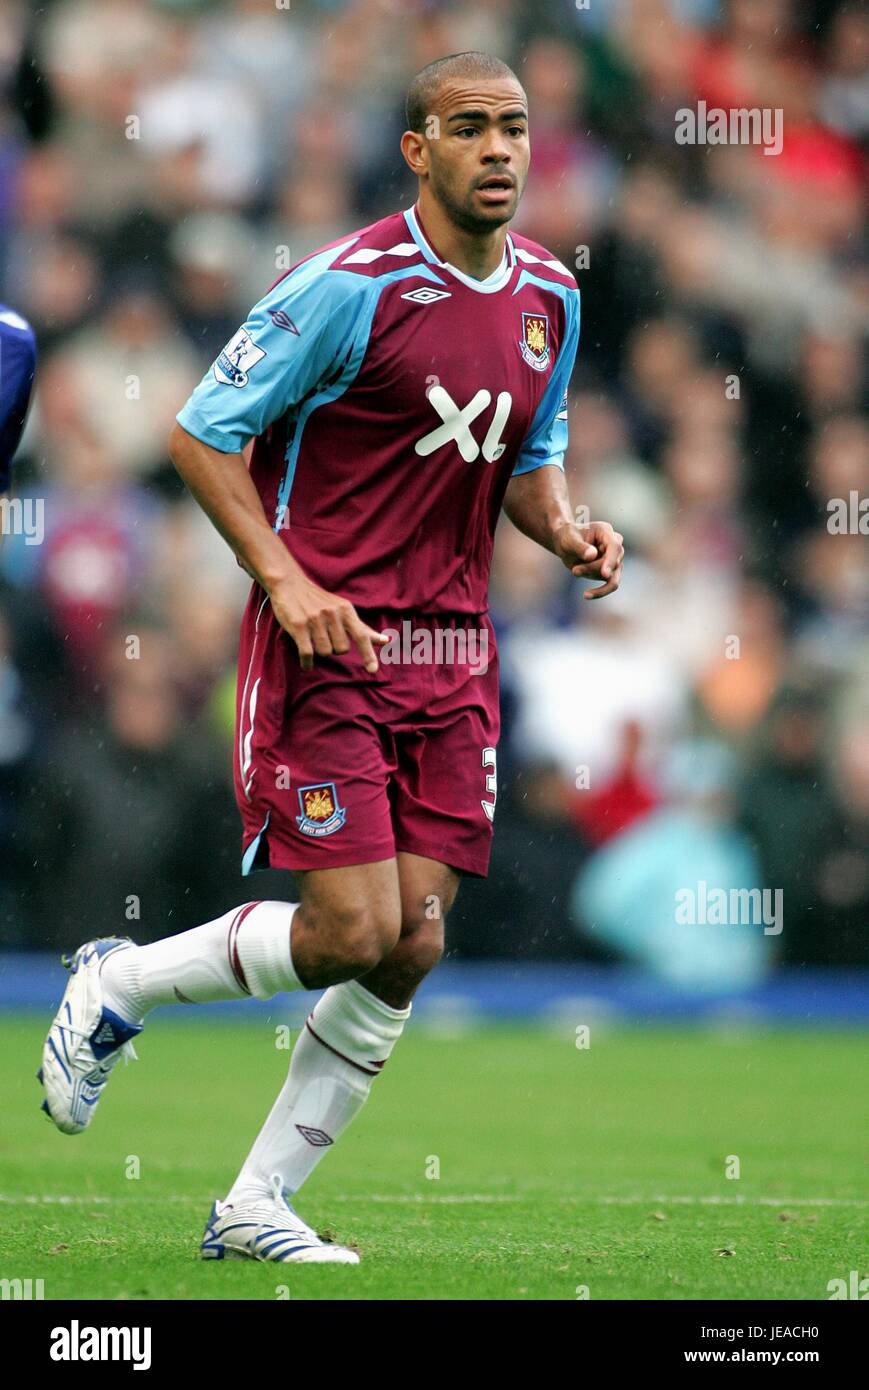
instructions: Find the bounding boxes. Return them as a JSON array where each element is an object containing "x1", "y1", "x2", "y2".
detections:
[{"x1": 481, "y1": 132, "x2": 512, "y2": 163}]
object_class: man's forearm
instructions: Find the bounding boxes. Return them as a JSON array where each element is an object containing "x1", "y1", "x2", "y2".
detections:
[
  {"x1": 503, "y1": 463, "x2": 574, "y2": 553},
  {"x1": 503, "y1": 464, "x2": 624, "y2": 597},
  {"x1": 168, "y1": 422, "x2": 303, "y2": 591}
]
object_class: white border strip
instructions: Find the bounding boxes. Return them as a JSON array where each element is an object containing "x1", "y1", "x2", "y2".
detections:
[{"x1": 2, "y1": 1193, "x2": 867, "y2": 1208}]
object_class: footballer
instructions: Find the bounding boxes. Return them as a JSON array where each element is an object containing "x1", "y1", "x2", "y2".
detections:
[{"x1": 39, "y1": 52, "x2": 624, "y2": 1264}]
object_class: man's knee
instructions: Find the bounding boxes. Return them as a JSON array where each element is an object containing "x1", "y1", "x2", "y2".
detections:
[
  {"x1": 393, "y1": 867, "x2": 457, "y2": 978},
  {"x1": 399, "y1": 917, "x2": 445, "y2": 976},
  {"x1": 299, "y1": 896, "x2": 402, "y2": 975}
]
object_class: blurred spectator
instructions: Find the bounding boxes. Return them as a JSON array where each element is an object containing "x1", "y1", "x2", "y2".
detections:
[
  {"x1": 740, "y1": 671, "x2": 869, "y2": 967},
  {"x1": 15, "y1": 625, "x2": 242, "y2": 951},
  {"x1": 694, "y1": 580, "x2": 788, "y2": 740},
  {"x1": 40, "y1": 286, "x2": 199, "y2": 482},
  {"x1": 169, "y1": 213, "x2": 256, "y2": 358},
  {"x1": 137, "y1": 17, "x2": 265, "y2": 209},
  {"x1": 573, "y1": 739, "x2": 772, "y2": 992},
  {"x1": 819, "y1": 3, "x2": 869, "y2": 139},
  {"x1": 504, "y1": 560, "x2": 688, "y2": 785},
  {"x1": 567, "y1": 720, "x2": 660, "y2": 847}
]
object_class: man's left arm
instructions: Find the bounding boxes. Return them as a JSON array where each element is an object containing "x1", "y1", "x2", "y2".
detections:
[
  {"x1": 504, "y1": 464, "x2": 624, "y2": 600},
  {"x1": 503, "y1": 287, "x2": 624, "y2": 600}
]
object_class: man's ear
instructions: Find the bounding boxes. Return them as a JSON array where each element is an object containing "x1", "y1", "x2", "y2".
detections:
[{"x1": 400, "y1": 129, "x2": 427, "y2": 178}]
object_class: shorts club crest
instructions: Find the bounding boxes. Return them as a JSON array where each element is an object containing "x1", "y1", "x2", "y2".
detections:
[{"x1": 296, "y1": 783, "x2": 347, "y2": 837}]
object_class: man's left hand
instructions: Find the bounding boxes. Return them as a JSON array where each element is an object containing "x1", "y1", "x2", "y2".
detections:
[{"x1": 553, "y1": 520, "x2": 624, "y2": 600}]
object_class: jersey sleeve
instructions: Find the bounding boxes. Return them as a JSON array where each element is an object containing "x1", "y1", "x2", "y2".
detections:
[
  {"x1": 512, "y1": 286, "x2": 580, "y2": 476},
  {"x1": 0, "y1": 307, "x2": 38, "y2": 493},
  {"x1": 176, "y1": 253, "x2": 373, "y2": 454}
]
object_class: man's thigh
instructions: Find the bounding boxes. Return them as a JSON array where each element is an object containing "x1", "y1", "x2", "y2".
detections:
[
  {"x1": 235, "y1": 596, "x2": 398, "y2": 874},
  {"x1": 295, "y1": 858, "x2": 400, "y2": 929}
]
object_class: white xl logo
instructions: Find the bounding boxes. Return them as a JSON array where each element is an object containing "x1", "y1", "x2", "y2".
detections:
[{"x1": 415, "y1": 387, "x2": 512, "y2": 463}]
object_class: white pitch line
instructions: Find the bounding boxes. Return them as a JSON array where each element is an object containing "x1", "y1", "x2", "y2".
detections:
[
  {"x1": 0, "y1": 1194, "x2": 201, "y2": 1205},
  {"x1": 597, "y1": 1195, "x2": 869, "y2": 1209},
  {"x1": 1, "y1": 1193, "x2": 867, "y2": 1208},
  {"x1": 326, "y1": 1194, "x2": 869, "y2": 1208}
]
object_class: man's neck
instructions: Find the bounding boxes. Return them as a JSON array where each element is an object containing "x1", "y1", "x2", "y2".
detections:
[{"x1": 414, "y1": 192, "x2": 509, "y2": 281}]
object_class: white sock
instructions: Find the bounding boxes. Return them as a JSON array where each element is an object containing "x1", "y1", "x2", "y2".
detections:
[
  {"x1": 225, "y1": 979, "x2": 411, "y2": 1204},
  {"x1": 102, "y1": 902, "x2": 302, "y2": 1023}
]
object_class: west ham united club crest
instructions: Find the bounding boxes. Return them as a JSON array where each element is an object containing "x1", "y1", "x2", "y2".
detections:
[
  {"x1": 296, "y1": 782, "x2": 347, "y2": 837},
  {"x1": 519, "y1": 313, "x2": 550, "y2": 371}
]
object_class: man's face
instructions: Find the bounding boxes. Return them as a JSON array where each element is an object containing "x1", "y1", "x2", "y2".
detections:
[{"x1": 420, "y1": 78, "x2": 530, "y2": 233}]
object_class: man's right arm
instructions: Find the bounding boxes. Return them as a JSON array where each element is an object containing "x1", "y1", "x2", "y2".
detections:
[
  {"x1": 169, "y1": 260, "x2": 387, "y2": 674},
  {"x1": 168, "y1": 424, "x2": 385, "y2": 674}
]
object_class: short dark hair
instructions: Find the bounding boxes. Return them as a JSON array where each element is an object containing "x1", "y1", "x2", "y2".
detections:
[{"x1": 405, "y1": 52, "x2": 523, "y2": 134}]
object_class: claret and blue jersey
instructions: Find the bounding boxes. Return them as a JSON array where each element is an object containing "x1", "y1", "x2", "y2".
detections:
[{"x1": 177, "y1": 204, "x2": 580, "y2": 613}]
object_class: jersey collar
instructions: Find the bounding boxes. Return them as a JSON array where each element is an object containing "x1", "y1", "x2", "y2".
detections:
[{"x1": 404, "y1": 204, "x2": 516, "y2": 295}]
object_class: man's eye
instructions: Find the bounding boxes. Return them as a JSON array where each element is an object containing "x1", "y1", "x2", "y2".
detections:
[
  {"x1": 507, "y1": 126, "x2": 526, "y2": 137},
  {"x1": 457, "y1": 127, "x2": 478, "y2": 138}
]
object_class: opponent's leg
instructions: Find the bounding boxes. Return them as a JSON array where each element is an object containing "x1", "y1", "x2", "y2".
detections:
[{"x1": 223, "y1": 854, "x2": 456, "y2": 1211}]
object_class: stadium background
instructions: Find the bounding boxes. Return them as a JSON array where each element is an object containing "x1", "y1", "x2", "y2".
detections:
[
  {"x1": 0, "y1": 0, "x2": 866, "y2": 999},
  {"x1": 0, "y1": 0, "x2": 867, "y2": 1305}
]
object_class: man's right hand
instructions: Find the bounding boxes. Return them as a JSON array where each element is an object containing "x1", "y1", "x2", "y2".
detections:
[{"x1": 268, "y1": 575, "x2": 389, "y2": 674}]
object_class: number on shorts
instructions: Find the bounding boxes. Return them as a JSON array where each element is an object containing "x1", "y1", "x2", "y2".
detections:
[{"x1": 482, "y1": 746, "x2": 497, "y2": 822}]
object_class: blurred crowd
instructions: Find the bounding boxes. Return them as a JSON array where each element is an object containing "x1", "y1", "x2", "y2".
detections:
[{"x1": 0, "y1": 0, "x2": 866, "y2": 982}]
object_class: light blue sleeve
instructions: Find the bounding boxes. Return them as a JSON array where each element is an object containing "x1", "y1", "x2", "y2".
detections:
[
  {"x1": 176, "y1": 246, "x2": 373, "y2": 454},
  {"x1": 512, "y1": 286, "x2": 580, "y2": 476}
]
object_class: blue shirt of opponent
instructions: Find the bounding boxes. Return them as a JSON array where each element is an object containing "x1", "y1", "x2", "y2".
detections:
[{"x1": 0, "y1": 306, "x2": 38, "y2": 493}]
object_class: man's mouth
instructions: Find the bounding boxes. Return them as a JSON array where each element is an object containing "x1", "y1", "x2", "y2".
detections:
[{"x1": 476, "y1": 175, "x2": 515, "y2": 200}]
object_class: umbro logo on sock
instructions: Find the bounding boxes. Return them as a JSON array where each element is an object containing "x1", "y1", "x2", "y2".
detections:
[{"x1": 295, "y1": 1124, "x2": 333, "y2": 1147}]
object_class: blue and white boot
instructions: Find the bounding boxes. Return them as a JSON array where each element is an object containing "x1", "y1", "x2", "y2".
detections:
[
  {"x1": 201, "y1": 1174, "x2": 360, "y2": 1264},
  {"x1": 39, "y1": 938, "x2": 142, "y2": 1135}
]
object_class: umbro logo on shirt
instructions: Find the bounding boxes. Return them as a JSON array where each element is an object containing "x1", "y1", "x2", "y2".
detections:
[
  {"x1": 401, "y1": 287, "x2": 452, "y2": 305},
  {"x1": 268, "y1": 308, "x2": 299, "y2": 334}
]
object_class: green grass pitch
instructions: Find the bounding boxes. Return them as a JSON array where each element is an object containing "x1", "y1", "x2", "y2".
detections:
[{"x1": 1, "y1": 1015, "x2": 867, "y2": 1300}]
